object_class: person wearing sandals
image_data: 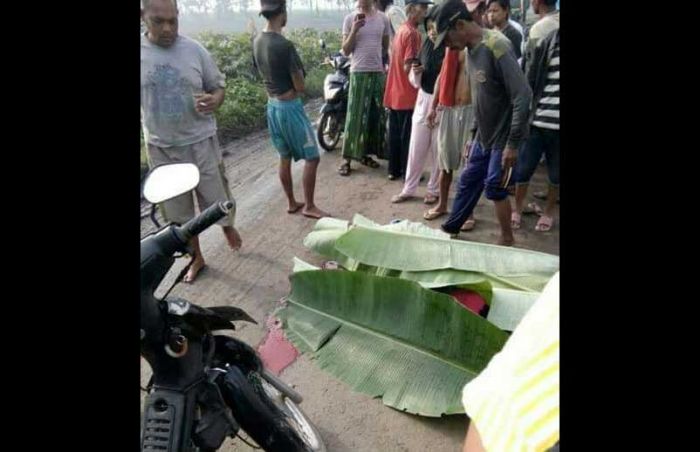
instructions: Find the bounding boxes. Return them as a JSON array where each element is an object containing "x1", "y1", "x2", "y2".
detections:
[
  {"x1": 422, "y1": 0, "x2": 487, "y2": 229},
  {"x1": 433, "y1": 0, "x2": 531, "y2": 246},
  {"x1": 338, "y1": 0, "x2": 392, "y2": 176},
  {"x1": 390, "y1": 9, "x2": 444, "y2": 206},
  {"x1": 511, "y1": 0, "x2": 559, "y2": 233},
  {"x1": 253, "y1": 0, "x2": 329, "y2": 219}
]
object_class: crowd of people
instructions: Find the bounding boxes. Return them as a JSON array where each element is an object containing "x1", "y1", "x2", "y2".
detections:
[
  {"x1": 340, "y1": 0, "x2": 560, "y2": 246},
  {"x1": 140, "y1": 0, "x2": 559, "y2": 447},
  {"x1": 140, "y1": 0, "x2": 560, "y2": 270}
]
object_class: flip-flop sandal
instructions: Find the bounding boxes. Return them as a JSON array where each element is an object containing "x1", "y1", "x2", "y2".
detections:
[
  {"x1": 535, "y1": 215, "x2": 554, "y2": 232},
  {"x1": 423, "y1": 194, "x2": 438, "y2": 205},
  {"x1": 511, "y1": 212, "x2": 522, "y2": 230},
  {"x1": 522, "y1": 202, "x2": 544, "y2": 216},
  {"x1": 361, "y1": 157, "x2": 380, "y2": 168},
  {"x1": 460, "y1": 219, "x2": 476, "y2": 231},
  {"x1": 338, "y1": 163, "x2": 351, "y2": 176},
  {"x1": 423, "y1": 209, "x2": 447, "y2": 221},
  {"x1": 391, "y1": 194, "x2": 412, "y2": 203}
]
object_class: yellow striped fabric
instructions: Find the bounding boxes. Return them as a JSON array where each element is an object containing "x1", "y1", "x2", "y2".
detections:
[{"x1": 462, "y1": 272, "x2": 560, "y2": 452}]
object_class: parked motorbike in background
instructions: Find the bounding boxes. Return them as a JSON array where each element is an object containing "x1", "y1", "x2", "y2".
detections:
[{"x1": 317, "y1": 39, "x2": 350, "y2": 152}]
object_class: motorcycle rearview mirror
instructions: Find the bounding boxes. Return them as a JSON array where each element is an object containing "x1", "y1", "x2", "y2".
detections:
[
  {"x1": 143, "y1": 163, "x2": 200, "y2": 204},
  {"x1": 319, "y1": 39, "x2": 326, "y2": 49}
]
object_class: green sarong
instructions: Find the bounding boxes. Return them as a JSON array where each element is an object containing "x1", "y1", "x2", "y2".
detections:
[{"x1": 341, "y1": 72, "x2": 387, "y2": 162}]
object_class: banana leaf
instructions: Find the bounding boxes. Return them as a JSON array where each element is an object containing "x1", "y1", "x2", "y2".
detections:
[
  {"x1": 279, "y1": 270, "x2": 509, "y2": 417},
  {"x1": 487, "y1": 289, "x2": 540, "y2": 331},
  {"x1": 335, "y1": 224, "x2": 559, "y2": 277},
  {"x1": 292, "y1": 257, "x2": 494, "y2": 304}
]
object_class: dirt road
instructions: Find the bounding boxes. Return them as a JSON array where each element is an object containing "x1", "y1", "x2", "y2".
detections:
[{"x1": 140, "y1": 99, "x2": 559, "y2": 451}]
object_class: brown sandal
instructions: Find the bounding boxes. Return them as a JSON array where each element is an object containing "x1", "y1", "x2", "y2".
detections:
[{"x1": 338, "y1": 162, "x2": 351, "y2": 176}]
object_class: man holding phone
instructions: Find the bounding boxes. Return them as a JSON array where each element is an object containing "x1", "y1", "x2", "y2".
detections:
[{"x1": 383, "y1": 0, "x2": 432, "y2": 180}]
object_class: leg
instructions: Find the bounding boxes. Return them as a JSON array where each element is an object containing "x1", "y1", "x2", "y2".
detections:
[
  {"x1": 400, "y1": 110, "x2": 413, "y2": 178},
  {"x1": 183, "y1": 235, "x2": 206, "y2": 283},
  {"x1": 278, "y1": 158, "x2": 303, "y2": 213},
  {"x1": 536, "y1": 129, "x2": 560, "y2": 232},
  {"x1": 387, "y1": 109, "x2": 402, "y2": 178},
  {"x1": 425, "y1": 126, "x2": 441, "y2": 200},
  {"x1": 512, "y1": 128, "x2": 545, "y2": 228},
  {"x1": 302, "y1": 158, "x2": 329, "y2": 219},
  {"x1": 340, "y1": 73, "x2": 364, "y2": 168},
  {"x1": 425, "y1": 169, "x2": 452, "y2": 219},
  {"x1": 397, "y1": 113, "x2": 432, "y2": 199},
  {"x1": 441, "y1": 143, "x2": 488, "y2": 233},
  {"x1": 191, "y1": 136, "x2": 242, "y2": 251},
  {"x1": 484, "y1": 148, "x2": 514, "y2": 246}
]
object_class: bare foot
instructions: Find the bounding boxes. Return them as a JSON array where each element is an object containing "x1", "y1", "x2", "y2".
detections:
[
  {"x1": 302, "y1": 206, "x2": 329, "y2": 219},
  {"x1": 287, "y1": 202, "x2": 305, "y2": 214},
  {"x1": 184, "y1": 257, "x2": 206, "y2": 284},
  {"x1": 498, "y1": 236, "x2": 515, "y2": 247},
  {"x1": 223, "y1": 226, "x2": 242, "y2": 250}
]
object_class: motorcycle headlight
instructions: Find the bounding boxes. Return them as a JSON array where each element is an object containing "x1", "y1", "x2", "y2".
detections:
[{"x1": 324, "y1": 86, "x2": 340, "y2": 100}]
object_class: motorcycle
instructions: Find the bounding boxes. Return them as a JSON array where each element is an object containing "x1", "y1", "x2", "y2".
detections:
[
  {"x1": 140, "y1": 163, "x2": 326, "y2": 452},
  {"x1": 317, "y1": 39, "x2": 350, "y2": 152}
]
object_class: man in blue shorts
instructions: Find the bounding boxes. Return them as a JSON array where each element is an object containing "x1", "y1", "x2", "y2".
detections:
[{"x1": 253, "y1": 0, "x2": 329, "y2": 218}]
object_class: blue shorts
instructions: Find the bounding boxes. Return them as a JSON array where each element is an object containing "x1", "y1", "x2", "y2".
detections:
[{"x1": 266, "y1": 97, "x2": 320, "y2": 162}]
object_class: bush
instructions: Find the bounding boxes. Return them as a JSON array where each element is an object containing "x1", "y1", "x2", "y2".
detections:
[{"x1": 215, "y1": 78, "x2": 268, "y2": 141}]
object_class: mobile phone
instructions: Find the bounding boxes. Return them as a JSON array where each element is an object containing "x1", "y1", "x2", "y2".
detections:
[
  {"x1": 407, "y1": 57, "x2": 421, "y2": 66},
  {"x1": 500, "y1": 167, "x2": 513, "y2": 189},
  {"x1": 356, "y1": 13, "x2": 366, "y2": 20}
]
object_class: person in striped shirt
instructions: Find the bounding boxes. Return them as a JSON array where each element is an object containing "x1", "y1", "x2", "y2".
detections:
[{"x1": 511, "y1": 0, "x2": 559, "y2": 233}]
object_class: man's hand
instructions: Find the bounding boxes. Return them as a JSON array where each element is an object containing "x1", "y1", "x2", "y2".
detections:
[
  {"x1": 464, "y1": 141, "x2": 472, "y2": 160},
  {"x1": 351, "y1": 16, "x2": 366, "y2": 34},
  {"x1": 411, "y1": 64, "x2": 425, "y2": 76},
  {"x1": 427, "y1": 107, "x2": 441, "y2": 129},
  {"x1": 194, "y1": 93, "x2": 218, "y2": 114},
  {"x1": 194, "y1": 89, "x2": 224, "y2": 114},
  {"x1": 501, "y1": 145, "x2": 518, "y2": 169}
]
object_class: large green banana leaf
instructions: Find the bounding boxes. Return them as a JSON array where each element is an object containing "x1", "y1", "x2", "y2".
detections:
[
  {"x1": 292, "y1": 258, "x2": 537, "y2": 331},
  {"x1": 335, "y1": 225, "x2": 559, "y2": 276},
  {"x1": 303, "y1": 217, "x2": 556, "y2": 291},
  {"x1": 279, "y1": 270, "x2": 509, "y2": 417}
]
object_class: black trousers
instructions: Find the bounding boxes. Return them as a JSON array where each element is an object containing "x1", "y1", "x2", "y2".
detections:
[{"x1": 386, "y1": 109, "x2": 413, "y2": 178}]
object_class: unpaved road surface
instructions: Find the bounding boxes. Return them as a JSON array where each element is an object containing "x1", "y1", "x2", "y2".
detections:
[{"x1": 140, "y1": 99, "x2": 559, "y2": 451}]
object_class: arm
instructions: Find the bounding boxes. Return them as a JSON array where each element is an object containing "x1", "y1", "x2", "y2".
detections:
[
  {"x1": 289, "y1": 43, "x2": 306, "y2": 93},
  {"x1": 198, "y1": 46, "x2": 226, "y2": 113},
  {"x1": 497, "y1": 50, "x2": 533, "y2": 167},
  {"x1": 342, "y1": 15, "x2": 363, "y2": 56}
]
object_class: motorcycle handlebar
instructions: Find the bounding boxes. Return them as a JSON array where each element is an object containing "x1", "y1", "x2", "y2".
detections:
[{"x1": 174, "y1": 200, "x2": 234, "y2": 244}]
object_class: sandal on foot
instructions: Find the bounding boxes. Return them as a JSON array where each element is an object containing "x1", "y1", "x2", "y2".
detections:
[
  {"x1": 522, "y1": 202, "x2": 544, "y2": 216},
  {"x1": 361, "y1": 156, "x2": 380, "y2": 168},
  {"x1": 391, "y1": 194, "x2": 412, "y2": 203},
  {"x1": 511, "y1": 212, "x2": 522, "y2": 229},
  {"x1": 535, "y1": 215, "x2": 554, "y2": 232},
  {"x1": 460, "y1": 219, "x2": 476, "y2": 232},
  {"x1": 423, "y1": 194, "x2": 438, "y2": 205},
  {"x1": 338, "y1": 162, "x2": 351, "y2": 176},
  {"x1": 423, "y1": 209, "x2": 447, "y2": 221}
]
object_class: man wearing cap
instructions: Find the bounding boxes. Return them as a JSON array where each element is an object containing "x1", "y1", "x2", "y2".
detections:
[
  {"x1": 253, "y1": 0, "x2": 328, "y2": 219},
  {"x1": 140, "y1": 0, "x2": 242, "y2": 283},
  {"x1": 434, "y1": 0, "x2": 531, "y2": 246},
  {"x1": 384, "y1": 0, "x2": 431, "y2": 181}
]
